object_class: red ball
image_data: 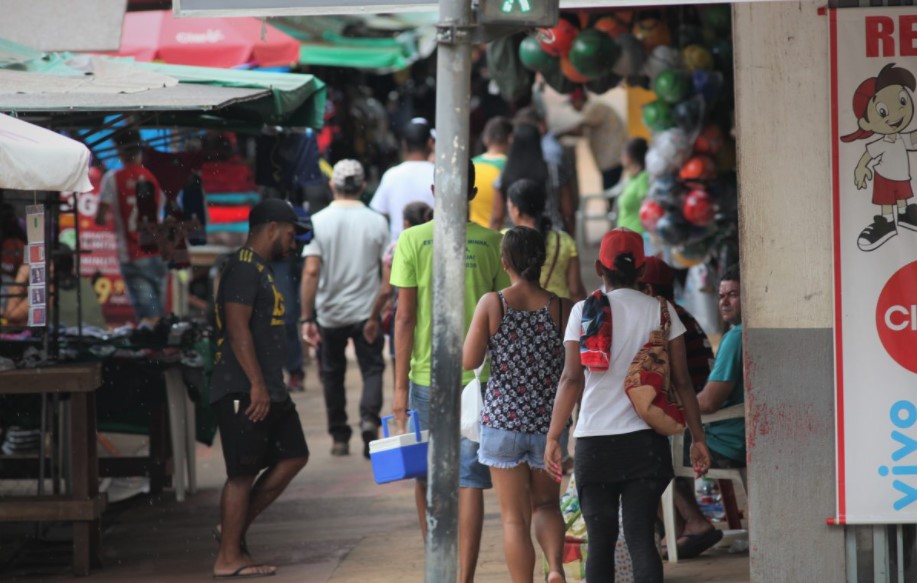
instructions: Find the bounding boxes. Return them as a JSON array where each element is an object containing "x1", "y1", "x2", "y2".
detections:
[
  {"x1": 640, "y1": 199, "x2": 666, "y2": 232},
  {"x1": 694, "y1": 125, "x2": 725, "y2": 156},
  {"x1": 679, "y1": 155, "x2": 717, "y2": 181},
  {"x1": 537, "y1": 19, "x2": 579, "y2": 57},
  {"x1": 683, "y1": 189, "x2": 715, "y2": 226}
]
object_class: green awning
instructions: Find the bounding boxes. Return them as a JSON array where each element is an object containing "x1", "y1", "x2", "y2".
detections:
[
  {"x1": 132, "y1": 62, "x2": 326, "y2": 129},
  {"x1": 0, "y1": 39, "x2": 327, "y2": 130},
  {"x1": 271, "y1": 14, "x2": 436, "y2": 72}
]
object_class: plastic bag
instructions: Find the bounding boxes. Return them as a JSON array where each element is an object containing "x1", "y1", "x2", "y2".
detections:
[{"x1": 460, "y1": 365, "x2": 485, "y2": 442}]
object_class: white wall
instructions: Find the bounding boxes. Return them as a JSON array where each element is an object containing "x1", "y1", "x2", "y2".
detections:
[
  {"x1": 735, "y1": 0, "x2": 834, "y2": 330},
  {"x1": 734, "y1": 2, "x2": 846, "y2": 581}
]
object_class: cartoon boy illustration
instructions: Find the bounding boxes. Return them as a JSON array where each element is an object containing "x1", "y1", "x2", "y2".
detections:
[{"x1": 842, "y1": 63, "x2": 917, "y2": 251}]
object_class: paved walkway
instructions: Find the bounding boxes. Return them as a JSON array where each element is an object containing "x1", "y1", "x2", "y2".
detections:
[{"x1": 1, "y1": 356, "x2": 749, "y2": 582}]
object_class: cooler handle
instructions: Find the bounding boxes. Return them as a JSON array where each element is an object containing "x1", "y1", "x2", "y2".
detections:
[{"x1": 380, "y1": 410, "x2": 422, "y2": 441}]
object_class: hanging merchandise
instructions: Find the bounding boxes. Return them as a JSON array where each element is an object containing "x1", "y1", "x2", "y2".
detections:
[
  {"x1": 632, "y1": 17, "x2": 672, "y2": 51},
  {"x1": 536, "y1": 19, "x2": 579, "y2": 57},
  {"x1": 642, "y1": 100, "x2": 675, "y2": 133},
  {"x1": 683, "y1": 188, "x2": 715, "y2": 226},
  {"x1": 519, "y1": 35, "x2": 555, "y2": 73},
  {"x1": 653, "y1": 69, "x2": 690, "y2": 104},
  {"x1": 568, "y1": 28, "x2": 620, "y2": 79}
]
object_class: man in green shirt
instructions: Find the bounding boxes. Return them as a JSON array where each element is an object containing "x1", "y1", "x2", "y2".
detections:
[
  {"x1": 673, "y1": 264, "x2": 746, "y2": 559},
  {"x1": 390, "y1": 161, "x2": 510, "y2": 583}
]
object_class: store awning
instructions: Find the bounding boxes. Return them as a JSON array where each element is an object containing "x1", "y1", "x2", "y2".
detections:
[
  {"x1": 0, "y1": 42, "x2": 326, "y2": 130},
  {"x1": 0, "y1": 113, "x2": 93, "y2": 192},
  {"x1": 109, "y1": 10, "x2": 300, "y2": 69},
  {"x1": 271, "y1": 13, "x2": 437, "y2": 72}
]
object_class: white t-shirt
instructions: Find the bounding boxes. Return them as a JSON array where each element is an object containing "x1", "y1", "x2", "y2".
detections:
[
  {"x1": 302, "y1": 200, "x2": 390, "y2": 329},
  {"x1": 867, "y1": 134, "x2": 917, "y2": 181},
  {"x1": 369, "y1": 160, "x2": 435, "y2": 242},
  {"x1": 564, "y1": 288, "x2": 686, "y2": 438},
  {"x1": 582, "y1": 102, "x2": 626, "y2": 172}
]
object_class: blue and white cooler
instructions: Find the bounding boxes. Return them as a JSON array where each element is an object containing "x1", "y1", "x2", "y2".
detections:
[{"x1": 369, "y1": 411, "x2": 429, "y2": 484}]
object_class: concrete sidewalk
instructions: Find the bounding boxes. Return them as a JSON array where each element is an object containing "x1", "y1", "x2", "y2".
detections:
[{"x1": 1, "y1": 356, "x2": 749, "y2": 582}]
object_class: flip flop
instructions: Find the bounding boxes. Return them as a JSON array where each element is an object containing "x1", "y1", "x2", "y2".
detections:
[
  {"x1": 213, "y1": 564, "x2": 276, "y2": 580},
  {"x1": 676, "y1": 529, "x2": 724, "y2": 559},
  {"x1": 212, "y1": 525, "x2": 250, "y2": 555}
]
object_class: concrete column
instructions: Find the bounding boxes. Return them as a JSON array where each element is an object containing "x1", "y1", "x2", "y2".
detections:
[{"x1": 733, "y1": 1, "x2": 846, "y2": 581}]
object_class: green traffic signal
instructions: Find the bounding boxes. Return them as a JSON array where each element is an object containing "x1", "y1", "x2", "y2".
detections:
[{"x1": 501, "y1": 0, "x2": 531, "y2": 14}]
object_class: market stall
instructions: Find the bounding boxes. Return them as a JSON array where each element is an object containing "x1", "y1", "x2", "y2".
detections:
[{"x1": 0, "y1": 115, "x2": 103, "y2": 576}]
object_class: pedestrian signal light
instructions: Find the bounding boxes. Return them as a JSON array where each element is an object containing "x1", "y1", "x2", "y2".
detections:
[{"x1": 479, "y1": 0, "x2": 559, "y2": 27}]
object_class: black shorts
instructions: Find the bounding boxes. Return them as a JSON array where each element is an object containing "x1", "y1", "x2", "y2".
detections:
[{"x1": 214, "y1": 394, "x2": 309, "y2": 478}]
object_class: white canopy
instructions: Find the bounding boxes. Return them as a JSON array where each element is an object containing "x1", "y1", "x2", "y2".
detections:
[{"x1": 0, "y1": 112, "x2": 92, "y2": 192}]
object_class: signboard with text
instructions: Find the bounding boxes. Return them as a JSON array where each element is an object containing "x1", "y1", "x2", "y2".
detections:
[{"x1": 831, "y1": 6, "x2": 917, "y2": 524}]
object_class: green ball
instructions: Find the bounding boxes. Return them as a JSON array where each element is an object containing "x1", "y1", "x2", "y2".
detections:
[
  {"x1": 653, "y1": 69, "x2": 690, "y2": 104},
  {"x1": 702, "y1": 5, "x2": 731, "y2": 32},
  {"x1": 519, "y1": 35, "x2": 553, "y2": 72},
  {"x1": 643, "y1": 100, "x2": 674, "y2": 133},
  {"x1": 568, "y1": 29, "x2": 620, "y2": 79}
]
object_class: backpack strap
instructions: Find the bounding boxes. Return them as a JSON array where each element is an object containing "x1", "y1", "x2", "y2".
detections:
[{"x1": 556, "y1": 296, "x2": 566, "y2": 341}]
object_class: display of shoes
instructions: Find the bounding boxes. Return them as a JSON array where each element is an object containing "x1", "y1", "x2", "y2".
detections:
[{"x1": 857, "y1": 215, "x2": 897, "y2": 251}]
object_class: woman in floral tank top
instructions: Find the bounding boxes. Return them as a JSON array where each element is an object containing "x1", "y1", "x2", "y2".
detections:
[{"x1": 463, "y1": 226, "x2": 572, "y2": 583}]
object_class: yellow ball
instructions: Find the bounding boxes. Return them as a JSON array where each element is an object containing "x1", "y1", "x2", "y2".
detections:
[{"x1": 682, "y1": 44, "x2": 714, "y2": 71}]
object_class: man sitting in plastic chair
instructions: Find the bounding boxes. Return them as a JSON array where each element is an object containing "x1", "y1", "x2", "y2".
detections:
[{"x1": 672, "y1": 264, "x2": 746, "y2": 559}]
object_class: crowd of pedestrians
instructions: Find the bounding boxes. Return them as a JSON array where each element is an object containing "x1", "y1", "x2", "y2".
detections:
[{"x1": 208, "y1": 109, "x2": 745, "y2": 581}]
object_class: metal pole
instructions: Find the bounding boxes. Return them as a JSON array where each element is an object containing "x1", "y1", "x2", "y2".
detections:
[{"x1": 426, "y1": 0, "x2": 473, "y2": 580}]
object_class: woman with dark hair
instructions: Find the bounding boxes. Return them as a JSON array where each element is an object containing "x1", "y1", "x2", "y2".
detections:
[
  {"x1": 463, "y1": 226, "x2": 572, "y2": 583},
  {"x1": 506, "y1": 179, "x2": 585, "y2": 301},
  {"x1": 544, "y1": 228, "x2": 710, "y2": 582},
  {"x1": 490, "y1": 123, "x2": 553, "y2": 231},
  {"x1": 616, "y1": 137, "x2": 650, "y2": 233}
]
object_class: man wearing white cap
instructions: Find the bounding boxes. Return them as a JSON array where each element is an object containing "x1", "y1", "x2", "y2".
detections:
[{"x1": 301, "y1": 159, "x2": 391, "y2": 458}]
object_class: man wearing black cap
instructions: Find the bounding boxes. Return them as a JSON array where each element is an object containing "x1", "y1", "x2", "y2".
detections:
[
  {"x1": 370, "y1": 119, "x2": 436, "y2": 243},
  {"x1": 211, "y1": 199, "x2": 311, "y2": 580}
]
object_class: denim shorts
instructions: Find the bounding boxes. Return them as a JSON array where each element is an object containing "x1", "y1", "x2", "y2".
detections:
[
  {"x1": 478, "y1": 425, "x2": 569, "y2": 471},
  {"x1": 409, "y1": 382, "x2": 492, "y2": 489}
]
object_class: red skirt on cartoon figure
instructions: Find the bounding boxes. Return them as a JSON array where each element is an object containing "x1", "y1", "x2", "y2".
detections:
[{"x1": 873, "y1": 172, "x2": 914, "y2": 205}]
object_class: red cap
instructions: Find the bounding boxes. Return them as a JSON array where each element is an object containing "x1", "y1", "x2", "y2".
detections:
[
  {"x1": 841, "y1": 77, "x2": 877, "y2": 143},
  {"x1": 642, "y1": 256, "x2": 675, "y2": 286},
  {"x1": 599, "y1": 228, "x2": 645, "y2": 270}
]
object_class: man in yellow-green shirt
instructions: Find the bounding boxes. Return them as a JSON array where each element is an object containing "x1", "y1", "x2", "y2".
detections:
[
  {"x1": 390, "y1": 160, "x2": 510, "y2": 583},
  {"x1": 469, "y1": 116, "x2": 512, "y2": 228}
]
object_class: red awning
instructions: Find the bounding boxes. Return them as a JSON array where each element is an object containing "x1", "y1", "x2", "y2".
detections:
[{"x1": 110, "y1": 10, "x2": 299, "y2": 69}]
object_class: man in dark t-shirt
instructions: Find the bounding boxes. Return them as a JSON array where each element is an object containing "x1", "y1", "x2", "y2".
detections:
[{"x1": 211, "y1": 199, "x2": 312, "y2": 580}]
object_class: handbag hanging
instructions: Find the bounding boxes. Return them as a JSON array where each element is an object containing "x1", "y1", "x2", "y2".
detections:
[{"x1": 623, "y1": 296, "x2": 686, "y2": 436}]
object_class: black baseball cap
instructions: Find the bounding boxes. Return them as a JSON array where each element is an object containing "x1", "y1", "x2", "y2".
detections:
[{"x1": 249, "y1": 199, "x2": 311, "y2": 235}]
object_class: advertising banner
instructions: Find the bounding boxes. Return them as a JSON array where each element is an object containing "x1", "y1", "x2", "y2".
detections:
[
  {"x1": 830, "y1": 7, "x2": 917, "y2": 524},
  {"x1": 59, "y1": 187, "x2": 136, "y2": 327}
]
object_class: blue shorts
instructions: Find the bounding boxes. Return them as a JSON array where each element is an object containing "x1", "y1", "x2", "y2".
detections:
[
  {"x1": 409, "y1": 382, "x2": 492, "y2": 489},
  {"x1": 478, "y1": 425, "x2": 569, "y2": 470}
]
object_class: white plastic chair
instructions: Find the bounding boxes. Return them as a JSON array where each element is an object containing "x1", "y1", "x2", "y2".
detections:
[{"x1": 662, "y1": 403, "x2": 748, "y2": 563}]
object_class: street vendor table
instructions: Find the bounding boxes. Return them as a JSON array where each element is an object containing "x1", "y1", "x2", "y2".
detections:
[{"x1": 0, "y1": 362, "x2": 105, "y2": 576}]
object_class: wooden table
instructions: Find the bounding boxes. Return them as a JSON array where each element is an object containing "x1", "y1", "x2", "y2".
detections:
[{"x1": 0, "y1": 362, "x2": 105, "y2": 576}]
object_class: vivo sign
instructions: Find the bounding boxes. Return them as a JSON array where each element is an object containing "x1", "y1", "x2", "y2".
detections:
[{"x1": 174, "y1": 0, "x2": 765, "y2": 17}]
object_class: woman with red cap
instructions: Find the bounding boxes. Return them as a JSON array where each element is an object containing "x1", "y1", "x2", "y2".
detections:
[{"x1": 544, "y1": 228, "x2": 710, "y2": 582}]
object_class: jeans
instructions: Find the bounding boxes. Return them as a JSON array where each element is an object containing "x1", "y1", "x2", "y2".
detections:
[
  {"x1": 270, "y1": 256, "x2": 304, "y2": 374},
  {"x1": 319, "y1": 320, "x2": 385, "y2": 443},
  {"x1": 120, "y1": 257, "x2": 167, "y2": 319},
  {"x1": 409, "y1": 382, "x2": 492, "y2": 489},
  {"x1": 578, "y1": 477, "x2": 670, "y2": 583}
]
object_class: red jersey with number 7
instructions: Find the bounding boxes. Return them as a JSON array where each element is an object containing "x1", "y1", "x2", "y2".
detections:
[{"x1": 99, "y1": 163, "x2": 162, "y2": 263}]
